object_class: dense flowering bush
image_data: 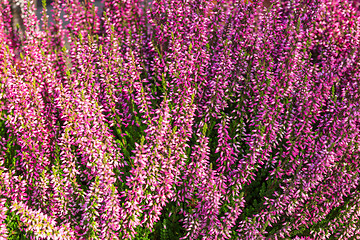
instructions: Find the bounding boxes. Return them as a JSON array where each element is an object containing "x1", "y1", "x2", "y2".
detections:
[{"x1": 1, "y1": 0, "x2": 360, "y2": 239}]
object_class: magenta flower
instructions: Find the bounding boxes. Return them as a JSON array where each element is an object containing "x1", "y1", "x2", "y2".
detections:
[{"x1": 0, "y1": 0, "x2": 360, "y2": 239}]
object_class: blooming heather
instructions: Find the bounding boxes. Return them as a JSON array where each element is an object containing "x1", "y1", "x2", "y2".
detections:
[{"x1": 1, "y1": 0, "x2": 360, "y2": 239}]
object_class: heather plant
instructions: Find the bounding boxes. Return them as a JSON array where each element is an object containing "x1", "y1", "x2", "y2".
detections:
[{"x1": 1, "y1": 0, "x2": 360, "y2": 239}]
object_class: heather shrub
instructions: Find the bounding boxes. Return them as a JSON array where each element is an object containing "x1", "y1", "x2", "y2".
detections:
[{"x1": 0, "y1": 0, "x2": 360, "y2": 239}]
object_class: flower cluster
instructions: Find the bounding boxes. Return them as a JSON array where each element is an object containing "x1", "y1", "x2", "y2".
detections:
[{"x1": 1, "y1": 0, "x2": 360, "y2": 239}]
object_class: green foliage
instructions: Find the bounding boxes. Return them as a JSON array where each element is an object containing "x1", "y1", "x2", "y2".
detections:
[
  {"x1": 0, "y1": 119, "x2": 21, "y2": 172},
  {"x1": 148, "y1": 201, "x2": 185, "y2": 240},
  {"x1": 3, "y1": 199, "x2": 33, "y2": 240}
]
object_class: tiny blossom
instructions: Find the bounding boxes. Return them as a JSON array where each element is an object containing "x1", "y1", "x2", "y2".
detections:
[{"x1": 0, "y1": 0, "x2": 360, "y2": 239}]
